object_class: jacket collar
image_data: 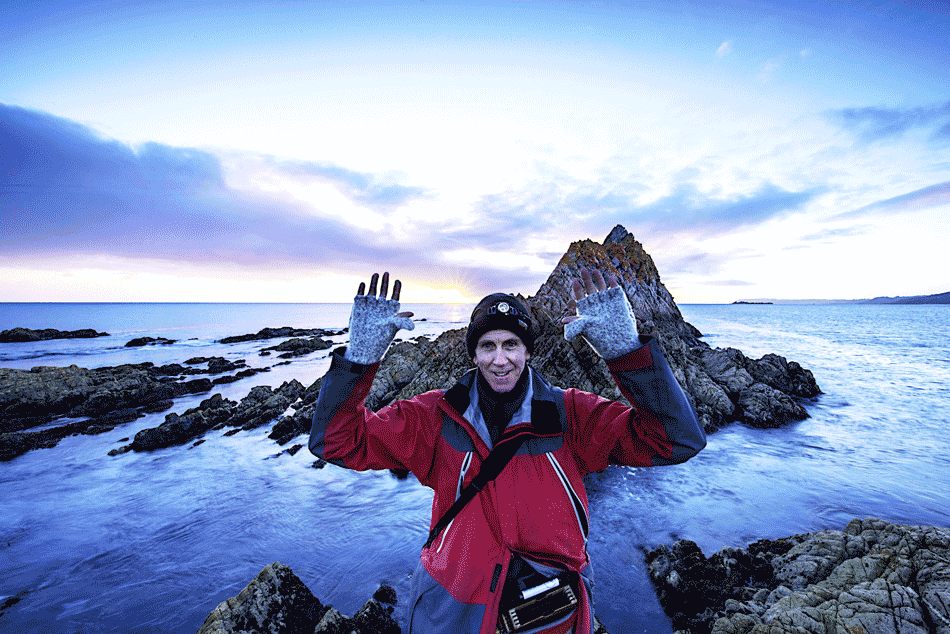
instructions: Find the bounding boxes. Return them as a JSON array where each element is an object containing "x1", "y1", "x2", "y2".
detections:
[{"x1": 443, "y1": 366, "x2": 561, "y2": 442}]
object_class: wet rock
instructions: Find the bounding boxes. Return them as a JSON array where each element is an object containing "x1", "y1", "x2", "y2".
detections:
[
  {"x1": 119, "y1": 380, "x2": 306, "y2": 453},
  {"x1": 645, "y1": 518, "x2": 950, "y2": 634},
  {"x1": 219, "y1": 327, "x2": 343, "y2": 344},
  {"x1": 197, "y1": 562, "x2": 328, "y2": 634},
  {"x1": 130, "y1": 394, "x2": 237, "y2": 452},
  {"x1": 0, "y1": 327, "x2": 109, "y2": 342},
  {"x1": 267, "y1": 378, "x2": 323, "y2": 445},
  {"x1": 125, "y1": 336, "x2": 177, "y2": 347},
  {"x1": 260, "y1": 337, "x2": 333, "y2": 359},
  {"x1": 197, "y1": 562, "x2": 399, "y2": 634}
]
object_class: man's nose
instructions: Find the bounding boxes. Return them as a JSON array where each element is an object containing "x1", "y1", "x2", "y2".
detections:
[{"x1": 491, "y1": 349, "x2": 509, "y2": 365}]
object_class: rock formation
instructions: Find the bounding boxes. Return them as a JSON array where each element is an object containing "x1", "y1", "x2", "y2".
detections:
[
  {"x1": 0, "y1": 327, "x2": 109, "y2": 343},
  {"x1": 110, "y1": 379, "x2": 307, "y2": 454},
  {"x1": 645, "y1": 517, "x2": 950, "y2": 634},
  {"x1": 219, "y1": 327, "x2": 343, "y2": 344},
  {"x1": 354, "y1": 225, "x2": 819, "y2": 432},
  {"x1": 1, "y1": 359, "x2": 266, "y2": 460},
  {"x1": 196, "y1": 562, "x2": 399, "y2": 634}
]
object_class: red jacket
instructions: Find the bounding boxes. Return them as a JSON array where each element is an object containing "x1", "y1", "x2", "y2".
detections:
[{"x1": 310, "y1": 336, "x2": 705, "y2": 633}]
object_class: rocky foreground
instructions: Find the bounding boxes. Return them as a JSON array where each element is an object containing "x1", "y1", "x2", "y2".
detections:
[
  {"x1": 197, "y1": 562, "x2": 609, "y2": 634},
  {"x1": 646, "y1": 517, "x2": 950, "y2": 634},
  {"x1": 199, "y1": 518, "x2": 950, "y2": 634}
]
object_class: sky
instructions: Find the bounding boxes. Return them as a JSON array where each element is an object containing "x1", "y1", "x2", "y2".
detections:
[{"x1": 1, "y1": 0, "x2": 948, "y2": 303}]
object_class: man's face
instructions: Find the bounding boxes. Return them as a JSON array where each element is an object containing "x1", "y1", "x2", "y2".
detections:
[{"x1": 473, "y1": 329, "x2": 530, "y2": 393}]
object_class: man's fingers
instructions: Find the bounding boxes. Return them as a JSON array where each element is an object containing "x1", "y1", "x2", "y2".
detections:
[
  {"x1": 592, "y1": 269, "x2": 608, "y2": 292},
  {"x1": 380, "y1": 272, "x2": 390, "y2": 300},
  {"x1": 368, "y1": 273, "x2": 379, "y2": 297},
  {"x1": 582, "y1": 268, "x2": 597, "y2": 295},
  {"x1": 392, "y1": 279, "x2": 402, "y2": 302},
  {"x1": 572, "y1": 279, "x2": 586, "y2": 302},
  {"x1": 561, "y1": 315, "x2": 581, "y2": 324},
  {"x1": 357, "y1": 282, "x2": 366, "y2": 296},
  {"x1": 606, "y1": 272, "x2": 619, "y2": 288}
]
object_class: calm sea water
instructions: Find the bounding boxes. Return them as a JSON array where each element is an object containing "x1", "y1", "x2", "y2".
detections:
[{"x1": 1, "y1": 303, "x2": 948, "y2": 634}]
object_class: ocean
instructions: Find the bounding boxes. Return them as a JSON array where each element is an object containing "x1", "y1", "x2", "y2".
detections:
[{"x1": 1, "y1": 302, "x2": 948, "y2": 634}]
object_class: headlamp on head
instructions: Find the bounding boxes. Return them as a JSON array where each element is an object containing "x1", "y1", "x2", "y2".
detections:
[{"x1": 465, "y1": 293, "x2": 536, "y2": 359}]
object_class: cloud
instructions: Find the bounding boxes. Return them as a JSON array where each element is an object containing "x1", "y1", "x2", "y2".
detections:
[
  {"x1": 662, "y1": 247, "x2": 761, "y2": 277},
  {"x1": 758, "y1": 57, "x2": 784, "y2": 83},
  {"x1": 716, "y1": 40, "x2": 733, "y2": 58},
  {"x1": 0, "y1": 104, "x2": 577, "y2": 298},
  {"x1": 832, "y1": 181, "x2": 950, "y2": 220},
  {"x1": 705, "y1": 279, "x2": 756, "y2": 287},
  {"x1": 799, "y1": 225, "x2": 875, "y2": 242},
  {"x1": 0, "y1": 104, "x2": 426, "y2": 269},
  {"x1": 621, "y1": 182, "x2": 821, "y2": 234},
  {"x1": 830, "y1": 100, "x2": 950, "y2": 142},
  {"x1": 265, "y1": 158, "x2": 428, "y2": 211}
]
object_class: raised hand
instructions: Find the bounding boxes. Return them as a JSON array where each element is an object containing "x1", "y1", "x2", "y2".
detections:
[
  {"x1": 562, "y1": 268, "x2": 641, "y2": 360},
  {"x1": 345, "y1": 272, "x2": 415, "y2": 365},
  {"x1": 357, "y1": 272, "x2": 413, "y2": 319}
]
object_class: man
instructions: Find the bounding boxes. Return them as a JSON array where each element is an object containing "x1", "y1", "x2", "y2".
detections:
[{"x1": 310, "y1": 269, "x2": 706, "y2": 634}]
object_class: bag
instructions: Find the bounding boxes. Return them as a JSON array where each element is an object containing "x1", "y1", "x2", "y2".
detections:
[{"x1": 496, "y1": 558, "x2": 578, "y2": 633}]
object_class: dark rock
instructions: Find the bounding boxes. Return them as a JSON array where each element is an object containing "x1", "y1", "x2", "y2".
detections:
[
  {"x1": 261, "y1": 337, "x2": 333, "y2": 359},
  {"x1": 645, "y1": 518, "x2": 950, "y2": 634},
  {"x1": 197, "y1": 562, "x2": 328, "y2": 634},
  {"x1": 125, "y1": 336, "x2": 176, "y2": 347},
  {"x1": 230, "y1": 381, "x2": 306, "y2": 431},
  {"x1": 268, "y1": 378, "x2": 322, "y2": 445},
  {"x1": 1, "y1": 419, "x2": 95, "y2": 461},
  {"x1": 0, "y1": 327, "x2": 109, "y2": 343},
  {"x1": 178, "y1": 378, "x2": 213, "y2": 395},
  {"x1": 373, "y1": 584, "x2": 397, "y2": 605},
  {"x1": 198, "y1": 562, "x2": 399, "y2": 634},
  {"x1": 129, "y1": 394, "x2": 236, "y2": 452},
  {"x1": 120, "y1": 380, "x2": 306, "y2": 453},
  {"x1": 219, "y1": 327, "x2": 343, "y2": 344}
]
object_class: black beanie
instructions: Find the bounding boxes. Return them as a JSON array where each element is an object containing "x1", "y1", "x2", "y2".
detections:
[{"x1": 465, "y1": 293, "x2": 535, "y2": 358}]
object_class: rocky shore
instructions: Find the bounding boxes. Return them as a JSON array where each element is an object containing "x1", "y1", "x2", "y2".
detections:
[
  {"x1": 645, "y1": 517, "x2": 950, "y2": 634},
  {"x1": 0, "y1": 330, "x2": 336, "y2": 460},
  {"x1": 0, "y1": 327, "x2": 110, "y2": 342}
]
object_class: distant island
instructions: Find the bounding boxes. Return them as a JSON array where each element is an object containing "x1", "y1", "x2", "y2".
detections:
[{"x1": 734, "y1": 291, "x2": 950, "y2": 305}]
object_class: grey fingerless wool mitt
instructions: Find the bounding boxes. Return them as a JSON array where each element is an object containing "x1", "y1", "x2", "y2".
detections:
[
  {"x1": 344, "y1": 295, "x2": 415, "y2": 365},
  {"x1": 564, "y1": 285, "x2": 641, "y2": 360}
]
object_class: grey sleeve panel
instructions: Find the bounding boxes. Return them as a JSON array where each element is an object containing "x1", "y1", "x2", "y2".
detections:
[
  {"x1": 309, "y1": 349, "x2": 372, "y2": 462},
  {"x1": 614, "y1": 338, "x2": 707, "y2": 466}
]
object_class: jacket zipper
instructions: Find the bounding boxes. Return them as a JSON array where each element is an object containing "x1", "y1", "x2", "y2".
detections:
[
  {"x1": 545, "y1": 453, "x2": 590, "y2": 544},
  {"x1": 437, "y1": 451, "x2": 473, "y2": 553}
]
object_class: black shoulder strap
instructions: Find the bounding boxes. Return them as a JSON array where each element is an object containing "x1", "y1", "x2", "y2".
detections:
[{"x1": 424, "y1": 432, "x2": 528, "y2": 549}]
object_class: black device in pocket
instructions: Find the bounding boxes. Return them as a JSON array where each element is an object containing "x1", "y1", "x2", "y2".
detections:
[{"x1": 497, "y1": 571, "x2": 578, "y2": 633}]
